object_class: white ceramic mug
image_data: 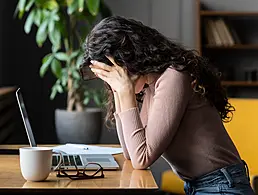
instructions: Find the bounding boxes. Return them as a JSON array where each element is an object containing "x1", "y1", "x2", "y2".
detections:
[{"x1": 19, "y1": 147, "x2": 62, "y2": 182}]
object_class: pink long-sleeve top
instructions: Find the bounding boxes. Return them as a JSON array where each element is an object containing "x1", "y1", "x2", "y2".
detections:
[{"x1": 114, "y1": 68, "x2": 241, "y2": 180}]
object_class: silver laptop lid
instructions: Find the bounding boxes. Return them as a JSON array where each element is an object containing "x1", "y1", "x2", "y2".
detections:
[{"x1": 16, "y1": 88, "x2": 37, "y2": 147}]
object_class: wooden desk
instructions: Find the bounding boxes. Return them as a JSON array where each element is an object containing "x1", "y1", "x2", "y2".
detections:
[{"x1": 0, "y1": 145, "x2": 158, "y2": 194}]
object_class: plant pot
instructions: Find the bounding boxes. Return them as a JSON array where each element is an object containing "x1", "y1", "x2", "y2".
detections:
[{"x1": 55, "y1": 108, "x2": 103, "y2": 144}]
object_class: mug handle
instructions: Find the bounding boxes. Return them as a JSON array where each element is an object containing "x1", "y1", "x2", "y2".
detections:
[{"x1": 52, "y1": 152, "x2": 63, "y2": 171}]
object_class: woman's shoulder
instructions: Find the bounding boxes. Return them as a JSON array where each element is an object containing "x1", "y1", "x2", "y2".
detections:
[
  {"x1": 154, "y1": 67, "x2": 192, "y2": 88},
  {"x1": 163, "y1": 67, "x2": 188, "y2": 76}
]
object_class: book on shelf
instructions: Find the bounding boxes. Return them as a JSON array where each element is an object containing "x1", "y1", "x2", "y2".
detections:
[
  {"x1": 217, "y1": 18, "x2": 234, "y2": 46},
  {"x1": 205, "y1": 19, "x2": 223, "y2": 46},
  {"x1": 213, "y1": 19, "x2": 229, "y2": 46},
  {"x1": 204, "y1": 19, "x2": 215, "y2": 45},
  {"x1": 204, "y1": 18, "x2": 239, "y2": 46}
]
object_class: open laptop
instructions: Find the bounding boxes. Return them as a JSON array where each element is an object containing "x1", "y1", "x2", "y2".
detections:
[{"x1": 16, "y1": 88, "x2": 119, "y2": 170}]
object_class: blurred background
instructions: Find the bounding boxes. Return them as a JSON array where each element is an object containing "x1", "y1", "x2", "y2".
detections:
[{"x1": 1, "y1": 0, "x2": 258, "y2": 188}]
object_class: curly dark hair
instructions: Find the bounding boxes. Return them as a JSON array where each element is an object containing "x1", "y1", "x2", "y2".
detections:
[{"x1": 83, "y1": 15, "x2": 235, "y2": 127}]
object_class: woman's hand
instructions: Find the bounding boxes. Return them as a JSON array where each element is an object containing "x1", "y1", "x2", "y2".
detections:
[
  {"x1": 90, "y1": 56, "x2": 137, "y2": 112},
  {"x1": 90, "y1": 56, "x2": 134, "y2": 94}
]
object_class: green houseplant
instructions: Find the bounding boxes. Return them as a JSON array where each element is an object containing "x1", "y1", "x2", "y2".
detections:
[{"x1": 15, "y1": 0, "x2": 111, "y2": 143}]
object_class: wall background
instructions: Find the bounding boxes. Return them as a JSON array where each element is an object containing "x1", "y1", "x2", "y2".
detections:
[{"x1": 104, "y1": 0, "x2": 198, "y2": 49}]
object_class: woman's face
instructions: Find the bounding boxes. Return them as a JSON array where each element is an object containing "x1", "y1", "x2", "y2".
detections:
[{"x1": 132, "y1": 75, "x2": 147, "y2": 94}]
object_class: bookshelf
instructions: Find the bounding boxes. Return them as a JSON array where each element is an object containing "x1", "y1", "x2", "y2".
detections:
[
  {"x1": 222, "y1": 81, "x2": 258, "y2": 87},
  {"x1": 200, "y1": 11, "x2": 258, "y2": 16},
  {"x1": 204, "y1": 44, "x2": 258, "y2": 49},
  {"x1": 197, "y1": 0, "x2": 258, "y2": 97}
]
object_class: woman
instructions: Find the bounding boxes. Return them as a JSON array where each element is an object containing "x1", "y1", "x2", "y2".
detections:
[{"x1": 82, "y1": 16, "x2": 255, "y2": 195}]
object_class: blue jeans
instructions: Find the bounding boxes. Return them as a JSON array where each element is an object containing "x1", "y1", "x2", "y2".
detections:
[{"x1": 184, "y1": 160, "x2": 255, "y2": 195}]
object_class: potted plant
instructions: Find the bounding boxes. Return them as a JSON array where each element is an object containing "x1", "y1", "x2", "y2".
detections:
[{"x1": 15, "y1": 0, "x2": 111, "y2": 144}]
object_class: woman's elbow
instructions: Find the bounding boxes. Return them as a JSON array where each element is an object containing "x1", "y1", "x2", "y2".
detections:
[
  {"x1": 123, "y1": 153, "x2": 131, "y2": 160},
  {"x1": 131, "y1": 160, "x2": 150, "y2": 170}
]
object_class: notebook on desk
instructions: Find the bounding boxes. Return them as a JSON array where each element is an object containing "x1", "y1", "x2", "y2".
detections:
[{"x1": 15, "y1": 88, "x2": 119, "y2": 170}]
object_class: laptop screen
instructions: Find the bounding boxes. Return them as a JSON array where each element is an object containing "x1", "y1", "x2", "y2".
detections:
[{"x1": 16, "y1": 88, "x2": 37, "y2": 147}]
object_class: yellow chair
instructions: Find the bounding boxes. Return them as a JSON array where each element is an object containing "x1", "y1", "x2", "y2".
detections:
[
  {"x1": 161, "y1": 170, "x2": 184, "y2": 194},
  {"x1": 161, "y1": 98, "x2": 258, "y2": 194}
]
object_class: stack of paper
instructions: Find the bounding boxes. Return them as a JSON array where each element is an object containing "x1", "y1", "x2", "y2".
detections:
[{"x1": 52, "y1": 144, "x2": 123, "y2": 155}]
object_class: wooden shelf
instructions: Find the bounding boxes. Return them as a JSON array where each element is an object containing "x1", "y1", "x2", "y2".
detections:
[
  {"x1": 197, "y1": 0, "x2": 258, "y2": 95},
  {"x1": 222, "y1": 81, "x2": 258, "y2": 86},
  {"x1": 200, "y1": 11, "x2": 258, "y2": 16},
  {"x1": 204, "y1": 44, "x2": 258, "y2": 49}
]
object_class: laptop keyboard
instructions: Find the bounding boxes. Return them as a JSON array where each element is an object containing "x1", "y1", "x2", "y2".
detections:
[{"x1": 52, "y1": 155, "x2": 82, "y2": 167}]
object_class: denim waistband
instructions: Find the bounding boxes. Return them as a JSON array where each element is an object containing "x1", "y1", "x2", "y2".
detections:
[{"x1": 185, "y1": 160, "x2": 250, "y2": 189}]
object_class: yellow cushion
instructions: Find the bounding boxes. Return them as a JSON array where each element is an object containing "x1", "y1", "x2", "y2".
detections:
[
  {"x1": 161, "y1": 170, "x2": 184, "y2": 194},
  {"x1": 161, "y1": 98, "x2": 258, "y2": 194},
  {"x1": 224, "y1": 98, "x2": 258, "y2": 177}
]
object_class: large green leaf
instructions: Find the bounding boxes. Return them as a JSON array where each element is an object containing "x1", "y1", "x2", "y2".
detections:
[
  {"x1": 18, "y1": 0, "x2": 27, "y2": 11},
  {"x1": 83, "y1": 96, "x2": 90, "y2": 105},
  {"x1": 34, "y1": 9, "x2": 42, "y2": 26},
  {"x1": 55, "y1": 83, "x2": 63, "y2": 93},
  {"x1": 76, "y1": 53, "x2": 84, "y2": 68},
  {"x1": 86, "y1": 0, "x2": 100, "y2": 16},
  {"x1": 84, "y1": 90, "x2": 90, "y2": 96},
  {"x1": 69, "y1": 66, "x2": 81, "y2": 80},
  {"x1": 49, "y1": 28, "x2": 61, "y2": 50},
  {"x1": 40, "y1": 54, "x2": 53, "y2": 77},
  {"x1": 35, "y1": 0, "x2": 53, "y2": 7},
  {"x1": 83, "y1": 89, "x2": 92, "y2": 105},
  {"x1": 47, "y1": 9, "x2": 59, "y2": 33},
  {"x1": 42, "y1": 0, "x2": 59, "y2": 10},
  {"x1": 51, "y1": 9, "x2": 60, "y2": 21},
  {"x1": 42, "y1": 9, "x2": 51, "y2": 20},
  {"x1": 60, "y1": 69, "x2": 68, "y2": 87},
  {"x1": 24, "y1": 9, "x2": 35, "y2": 34},
  {"x1": 55, "y1": 52, "x2": 69, "y2": 61},
  {"x1": 66, "y1": 0, "x2": 73, "y2": 6},
  {"x1": 51, "y1": 58, "x2": 62, "y2": 78},
  {"x1": 70, "y1": 50, "x2": 80, "y2": 59},
  {"x1": 67, "y1": 0, "x2": 78, "y2": 15},
  {"x1": 51, "y1": 45, "x2": 59, "y2": 53},
  {"x1": 25, "y1": 0, "x2": 35, "y2": 11},
  {"x1": 17, "y1": 0, "x2": 27, "y2": 19},
  {"x1": 72, "y1": 70, "x2": 81, "y2": 80},
  {"x1": 78, "y1": 0, "x2": 84, "y2": 12},
  {"x1": 48, "y1": 19, "x2": 55, "y2": 33},
  {"x1": 50, "y1": 87, "x2": 57, "y2": 100},
  {"x1": 36, "y1": 20, "x2": 48, "y2": 47},
  {"x1": 93, "y1": 93, "x2": 101, "y2": 106}
]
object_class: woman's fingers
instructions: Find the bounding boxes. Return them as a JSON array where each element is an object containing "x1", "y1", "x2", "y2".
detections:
[
  {"x1": 92, "y1": 56, "x2": 124, "y2": 74},
  {"x1": 90, "y1": 60, "x2": 112, "y2": 71},
  {"x1": 90, "y1": 68, "x2": 109, "y2": 82},
  {"x1": 95, "y1": 73, "x2": 110, "y2": 84},
  {"x1": 90, "y1": 57, "x2": 127, "y2": 84},
  {"x1": 90, "y1": 67, "x2": 109, "y2": 77},
  {"x1": 105, "y1": 55, "x2": 128, "y2": 76}
]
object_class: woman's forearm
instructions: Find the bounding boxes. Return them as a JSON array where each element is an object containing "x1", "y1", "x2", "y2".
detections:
[
  {"x1": 113, "y1": 91, "x2": 131, "y2": 159},
  {"x1": 114, "y1": 92, "x2": 121, "y2": 113},
  {"x1": 118, "y1": 89, "x2": 137, "y2": 112}
]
